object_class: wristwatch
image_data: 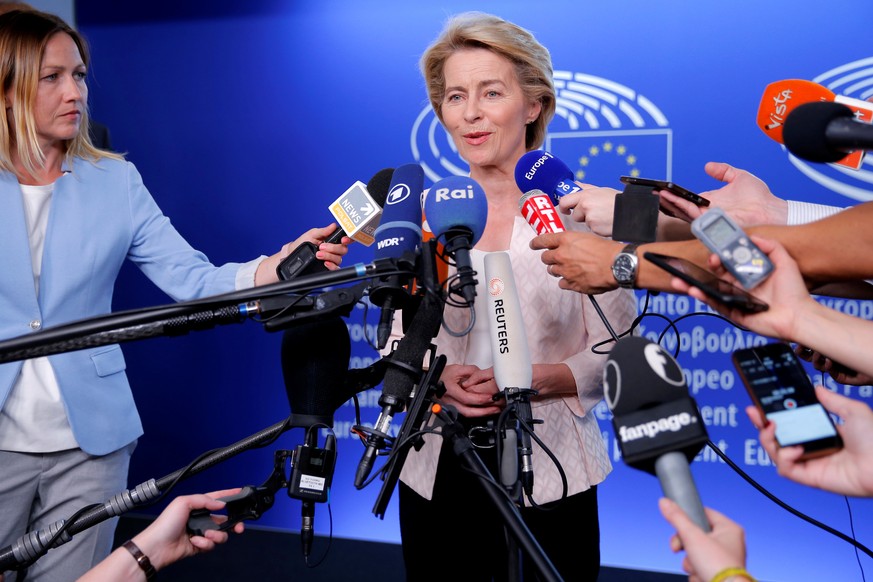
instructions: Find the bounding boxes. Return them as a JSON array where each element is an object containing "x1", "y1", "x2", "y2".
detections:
[{"x1": 611, "y1": 243, "x2": 639, "y2": 288}]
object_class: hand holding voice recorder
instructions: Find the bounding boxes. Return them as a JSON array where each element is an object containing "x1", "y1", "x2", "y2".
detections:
[{"x1": 691, "y1": 207, "x2": 774, "y2": 290}]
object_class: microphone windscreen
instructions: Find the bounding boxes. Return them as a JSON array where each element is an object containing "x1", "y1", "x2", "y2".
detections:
[
  {"x1": 514, "y1": 150, "x2": 575, "y2": 199},
  {"x1": 282, "y1": 317, "x2": 351, "y2": 418},
  {"x1": 373, "y1": 163, "x2": 424, "y2": 261},
  {"x1": 485, "y1": 252, "x2": 532, "y2": 391},
  {"x1": 783, "y1": 101, "x2": 856, "y2": 163},
  {"x1": 604, "y1": 336, "x2": 688, "y2": 415},
  {"x1": 367, "y1": 167, "x2": 395, "y2": 208},
  {"x1": 423, "y1": 175, "x2": 488, "y2": 246}
]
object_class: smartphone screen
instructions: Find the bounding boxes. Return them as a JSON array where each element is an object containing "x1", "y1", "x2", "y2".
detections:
[
  {"x1": 733, "y1": 343, "x2": 842, "y2": 458},
  {"x1": 643, "y1": 252, "x2": 768, "y2": 313}
]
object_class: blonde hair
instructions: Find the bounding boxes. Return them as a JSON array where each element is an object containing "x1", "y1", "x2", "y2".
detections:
[
  {"x1": 420, "y1": 11, "x2": 555, "y2": 151},
  {"x1": 0, "y1": 9, "x2": 121, "y2": 177}
]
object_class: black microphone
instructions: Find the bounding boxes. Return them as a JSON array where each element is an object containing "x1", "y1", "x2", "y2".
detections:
[
  {"x1": 281, "y1": 317, "x2": 351, "y2": 557},
  {"x1": 354, "y1": 287, "x2": 442, "y2": 489},
  {"x1": 783, "y1": 101, "x2": 873, "y2": 164},
  {"x1": 603, "y1": 336, "x2": 711, "y2": 531},
  {"x1": 422, "y1": 176, "x2": 488, "y2": 305},
  {"x1": 277, "y1": 168, "x2": 394, "y2": 280},
  {"x1": 370, "y1": 163, "x2": 425, "y2": 350}
]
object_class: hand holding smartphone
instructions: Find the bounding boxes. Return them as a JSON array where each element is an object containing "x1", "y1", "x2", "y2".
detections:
[
  {"x1": 619, "y1": 176, "x2": 711, "y2": 208},
  {"x1": 733, "y1": 342, "x2": 843, "y2": 460}
]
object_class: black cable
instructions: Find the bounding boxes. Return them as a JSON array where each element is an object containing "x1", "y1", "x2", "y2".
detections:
[
  {"x1": 707, "y1": 439, "x2": 873, "y2": 560},
  {"x1": 845, "y1": 496, "x2": 867, "y2": 582}
]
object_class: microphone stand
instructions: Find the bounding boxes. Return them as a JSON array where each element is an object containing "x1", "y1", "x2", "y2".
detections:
[{"x1": 0, "y1": 412, "x2": 329, "y2": 574}]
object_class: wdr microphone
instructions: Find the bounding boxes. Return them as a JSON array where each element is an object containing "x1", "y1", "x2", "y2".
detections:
[
  {"x1": 515, "y1": 150, "x2": 581, "y2": 203},
  {"x1": 603, "y1": 336, "x2": 711, "y2": 531},
  {"x1": 519, "y1": 189, "x2": 565, "y2": 235},
  {"x1": 370, "y1": 163, "x2": 425, "y2": 349},
  {"x1": 423, "y1": 176, "x2": 488, "y2": 305},
  {"x1": 485, "y1": 251, "x2": 535, "y2": 495},
  {"x1": 277, "y1": 168, "x2": 394, "y2": 280},
  {"x1": 784, "y1": 101, "x2": 873, "y2": 164}
]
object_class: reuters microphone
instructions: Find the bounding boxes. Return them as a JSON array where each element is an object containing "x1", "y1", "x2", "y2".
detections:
[
  {"x1": 277, "y1": 168, "x2": 394, "y2": 280},
  {"x1": 485, "y1": 251, "x2": 535, "y2": 495},
  {"x1": 515, "y1": 150, "x2": 581, "y2": 203},
  {"x1": 519, "y1": 189, "x2": 565, "y2": 235},
  {"x1": 603, "y1": 336, "x2": 711, "y2": 531}
]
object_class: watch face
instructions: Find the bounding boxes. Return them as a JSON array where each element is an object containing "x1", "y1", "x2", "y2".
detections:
[{"x1": 613, "y1": 254, "x2": 636, "y2": 283}]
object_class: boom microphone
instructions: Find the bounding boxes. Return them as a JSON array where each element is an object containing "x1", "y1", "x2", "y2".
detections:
[
  {"x1": 370, "y1": 163, "x2": 425, "y2": 349},
  {"x1": 281, "y1": 316, "x2": 351, "y2": 557},
  {"x1": 783, "y1": 101, "x2": 873, "y2": 164},
  {"x1": 485, "y1": 252, "x2": 535, "y2": 495},
  {"x1": 515, "y1": 150, "x2": 581, "y2": 203},
  {"x1": 423, "y1": 176, "x2": 488, "y2": 305},
  {"x1": 603, "y1": 336, "x2": 711, "y2": 531},
  {"x1": 277, "y1": 168, "x2": 394, "y2": 280}
]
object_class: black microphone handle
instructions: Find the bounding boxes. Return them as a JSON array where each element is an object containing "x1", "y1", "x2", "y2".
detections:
[
  {"x1": 827, "y1": 116, "x2": 873, "y2": 152},
  {"x1": 655, "y1": 451, "x2": 711, "y2": 532},
  {"x1": 376, "y1": 294, "x2": 395, "y2": 351}
]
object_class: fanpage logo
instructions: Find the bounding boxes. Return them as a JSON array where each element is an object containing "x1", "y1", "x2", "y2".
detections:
[{"x1": 411, "y1": 71, "x2": 671, "y2": 186}]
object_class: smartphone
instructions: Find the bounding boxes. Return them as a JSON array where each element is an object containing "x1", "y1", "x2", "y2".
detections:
[
  {"x1": 619, "y1": 176, "x2": 710, "y2": 207},
  {"x1": 733, "y1": 342, "x2": 843, "y2": 460},
  {"x1": 690, "y1": 207, "x2": 774, "y2": 290},
  {"x1": 643, "y1": 252, "x2": 769, "y2": 313}
]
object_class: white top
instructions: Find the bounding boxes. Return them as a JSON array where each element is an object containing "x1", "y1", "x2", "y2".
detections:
[{"x1": 786, "y1": 200, "x2": 845, "y2": 225}]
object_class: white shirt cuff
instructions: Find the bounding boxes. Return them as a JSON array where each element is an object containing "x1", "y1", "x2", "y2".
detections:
[
  {"x1": 786, "y1": 200, "x2": 845, "y2": 225},
  {"x1": 236, "y1": 256, "x2": 267, "y2": 290}
]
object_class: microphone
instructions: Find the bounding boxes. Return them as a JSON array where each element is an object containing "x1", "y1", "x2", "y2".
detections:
[
  {"x1": 603, "y1": 336, "x2": 711, "y2": 531},
  {"x1": 370, "y1": 163, "x2": 425, "y2": 350},
  {"x1": 519, "y1": 189, "x2": 565, "y2": 235},
  {"x1": 277, "y1": 168, "x2": 394, "y2": 280},
  {"x1": 485, "y1": 251, "x2": 535, "y2": 495},
  {"x1": 423, "y1": 176, "x2": 488, "y2": 305},
  {"x1": 281, "y1": 317, "x2": 351, "y2": 557},
  {"x1": 514, "y1": 149, "x2": 581, "y2": 203},
  {"x1": 755, "y1": 78, "x2": 835, "y2": 144},
  {"x1": 783, "y1": 101, "x2": 873, "y2": 164}
]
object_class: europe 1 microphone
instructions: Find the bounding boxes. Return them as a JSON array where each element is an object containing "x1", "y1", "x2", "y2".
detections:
[
  {"x1": 277, "y1": 168, "x2": 394, "y2": 280},
  {"x1": 603, "y1": 335, "x2": 711, "y2": 531},
  {"x1": 370, "y1": 163, "x2": 425, "y2": 350},
  {"x1": 422, "y1": 175, "x2": 488, "y2": 305},
  {"x1": 485, "y1": 251, "x2": 536, "y2": 496},
  {"x1": 515, "y1": 149, "x2": 581, "y2": 203},
  {"x1": 281, "y1": 317, "x2": 351, "y2": 557}
]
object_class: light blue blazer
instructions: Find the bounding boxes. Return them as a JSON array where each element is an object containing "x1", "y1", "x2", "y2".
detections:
[{"x1": 0, "y1": 158, "x2": 241, "y2": 455}]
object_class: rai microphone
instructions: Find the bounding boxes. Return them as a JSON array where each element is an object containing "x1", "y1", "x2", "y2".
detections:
[
  {"x1": 784, "y1": 101, "x2": 873, "y2": 164},
  {"x1": 603, "y1": 336, "x2": 711, "y2": 531},
  {"x1": 277, "y1": 168, "x2": 394, "y2": 280},
  {"x1": 423, "y1": 176, "x2": 488, "y2": 305},
  {"x1": 370, "y1": 163, "x2": 425, "y2": 350},
  {"x1": 281, "y1": 317, "x2": 351, "y2": 556},
  {"x1": 515, "y1": 150, "x2": 581, "y2": 203},
  {"x1": 485, "y1": 251, "x2": 535, "y2": 495},
  {"x1": 519, "y1": 189, "x2": 565, "y2": 235}
]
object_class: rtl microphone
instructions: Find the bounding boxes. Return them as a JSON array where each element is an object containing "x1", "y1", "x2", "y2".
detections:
[
  {"x1": 423, "y1": 176, "x2": 488, "y2": 305},
  {"x1": 277, "y1": 168, "x2": 394, "y2": 280},
  {"x1": 281, "y1": 317, "x2": 350, "y2": 556},
  {"x1": 514, "y1": 149, "x2": 581, "y2": 203},
  {"x1": 519, "y1": 189, "x2": 565, "y2": 235},
  {"x1": 485, "y1": 251, "x2": 535, "y2": 495},
  {"x1": 603, "y1": 336, "x2": 711, "y2": 531},
  {"x1": 784, "y1": 101, "x2": 873, "y2": 164},
  {"x1": 370, "y1": 163, "x2": 425, "y2": 350}
]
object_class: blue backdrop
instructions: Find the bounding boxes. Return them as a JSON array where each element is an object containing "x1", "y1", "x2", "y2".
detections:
[{"x1": 71, "y1": 1, "x2": 873, "y2": 580}]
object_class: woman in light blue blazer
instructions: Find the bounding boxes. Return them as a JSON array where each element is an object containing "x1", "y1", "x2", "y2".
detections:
[{"x1": 0, "y1": 10, "x2": 350, "y2": 581}]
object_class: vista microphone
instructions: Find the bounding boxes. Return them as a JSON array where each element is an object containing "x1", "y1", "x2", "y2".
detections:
[
  {"x1": 423, "y1": 176, "x2": 488, "y2": 305},
  {"x1": 519, "y1": 189, "x2": 565, "y2": 235},
  {"x1": 783, "y1": 101, "x2": 873, "y2": 164},
  {"x1": 755, "y1": 79, "x2": 873, "y2": 170},
  {"x1": 603, "y1": 336, "x2": 711, "y2": 531},
  {"x1": 277, "y1": 168, "x2": 394, "y2": 280},
  {"x1": 515, "y1": 149, "x2": 581, "y2": 203},
  {"x1": 370, "y1": 163, "x2": 425, "y2": 350},
  {"x1": 281, "y1": 317, "x2": 350, "y2": 557},
  {"x1": 485, "y1": 251, "x2": 535, "y2": 495}
]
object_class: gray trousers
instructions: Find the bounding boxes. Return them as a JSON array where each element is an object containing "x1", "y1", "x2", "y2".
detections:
[{"x1": 0, "y1": 442, "x2": 135, "y2": 582}]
